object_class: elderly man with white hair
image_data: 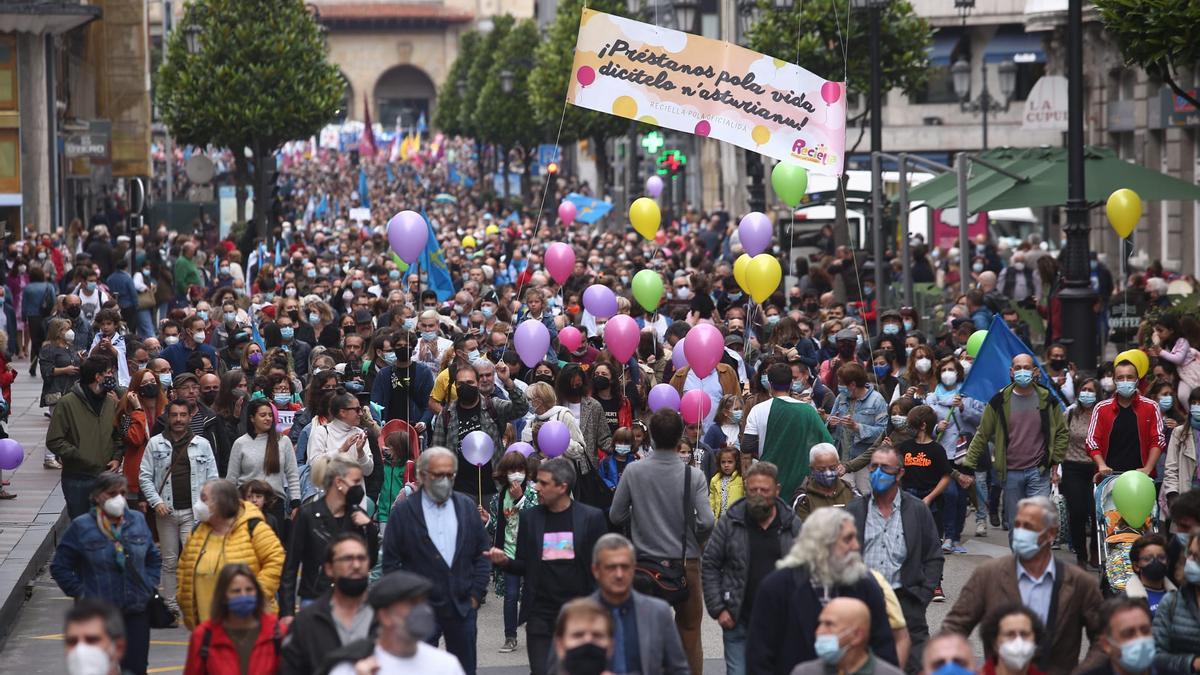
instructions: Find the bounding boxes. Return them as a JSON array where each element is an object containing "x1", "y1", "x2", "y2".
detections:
[
  {"x1": 747, "y1": 507, "x2": 899, "y2": 675},
  {"x1": 793, "y1": 442, "x2": 857, "y2": 521},
  {"x1": 996, "y1": 251, "x2": 1042, "y2": 305}
]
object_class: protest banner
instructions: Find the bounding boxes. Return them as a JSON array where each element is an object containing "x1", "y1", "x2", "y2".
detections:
[{"x1": 566, "y1": 8, "x2": 847, "y2": 176}]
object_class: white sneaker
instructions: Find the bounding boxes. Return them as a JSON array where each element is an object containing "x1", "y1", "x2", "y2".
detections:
[{"x1": 975, "y1": 521, "x2": 987, "y2": 537}]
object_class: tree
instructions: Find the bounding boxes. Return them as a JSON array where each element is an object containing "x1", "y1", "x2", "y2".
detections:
[
  {"x1": 156, "y1": 0, "x2": 342, "y2": 242},
  {"x1": 528, "y1": 0, "x2": 631, "y2": 194},
  {"x1": 461, "y1": 15, "x2": 516, "y2": 140},
  {"x1": 475, "y1": 19, "x2": 545, "y2": 201},
  {"x1": 1096, "y1": 0, "x2": 1200, "y2": 108},
  {"x1": 434, "y1": 30, "x2": 479, "y2": 136}
]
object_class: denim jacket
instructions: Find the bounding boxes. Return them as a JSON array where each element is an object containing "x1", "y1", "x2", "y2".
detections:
[
  {"x1": 927, "y1": 385, "x2": 985, "y2": 462},
  {"x1": 50, "y1": 509, "x2": 162, "y2": 612},
  {"x1": 828, "y1": 384, "x2": 888, "y2": 460},
  {"x1": 138, "y1": 433, "x2": 219, "y2": 511}
]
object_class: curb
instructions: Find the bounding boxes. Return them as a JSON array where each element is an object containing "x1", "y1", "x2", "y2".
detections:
[{"x1": 0, "y1": 487, "x2": 67, "y2": 649}]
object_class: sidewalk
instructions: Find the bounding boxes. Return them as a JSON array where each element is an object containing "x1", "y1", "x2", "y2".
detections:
[{"x1": 0, "y1": 360, "x2": 67, "y2": 648}]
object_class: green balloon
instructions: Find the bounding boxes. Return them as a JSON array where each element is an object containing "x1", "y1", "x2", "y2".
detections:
[
  {"x1": 771, "y1": 162, "x2": 809, "y2": 208},
  {"x1": 966, "y1": 330, "x2": 988, "y2": 358},
  {"x1": 631, "y1": 270, "x2": 664, "y2": 312},
  {"x1": 1112, "y1": 470, "x2": 1156, "y2": 526}
]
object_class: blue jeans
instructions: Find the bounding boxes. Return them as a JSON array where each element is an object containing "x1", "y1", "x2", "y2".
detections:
[
  {"x1": 503, "y1": 573, "x2": 521, "y2": 639},
  {"x1": 429, "y1": 608, "x2": 478, "y2": 675},
  {"x1": 62, "y1": 473, "x2": 97, "y2": 520},
  {"x1": 943, "y1": 480, "x2": 968, "y2": 542},
  {"x1": 722, "y1": 617, "x2": 749, "y2": 675},
  {"x1": 136, "y1": 309, "x2": 155, "y2": 340},
  {"x1": 1004, "y1": 466, "x2": 1051, "y2": 530}
]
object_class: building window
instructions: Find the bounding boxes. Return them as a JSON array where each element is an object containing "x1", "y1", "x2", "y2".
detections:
[
  {"x1": 911, "y1": 65, "x2": 959, "y2": 104},
  {"x1": 1012, "y1": 62, "x2": 1045, "y2": 102}
]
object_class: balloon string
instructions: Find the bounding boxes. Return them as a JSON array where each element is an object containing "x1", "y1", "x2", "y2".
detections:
[{"x1": 478, "y1": 470, "x2": 482, "y2": 507}]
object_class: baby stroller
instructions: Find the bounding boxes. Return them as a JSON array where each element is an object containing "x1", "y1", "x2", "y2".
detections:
[{"x1": 1094, "y1": 473, "x2": 1159, "y2": 595}]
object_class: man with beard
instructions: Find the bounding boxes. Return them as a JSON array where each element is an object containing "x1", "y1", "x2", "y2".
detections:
[
  {"x1": 198, "y1": 373, "x2": 220, "y2": 409},
  {"x1": 846, "y1": 446, "x2": 944, "y2": 673},
  {"x1": 746, "y1": 507, "x2": 897, "y2": 675}
]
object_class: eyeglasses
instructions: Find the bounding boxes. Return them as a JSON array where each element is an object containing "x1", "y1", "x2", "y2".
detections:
[
  {"x1": 332, "y1": 554, "x2": 370, "y2": 565},
  {"x1": 423, "y1": 470, "x2": 455, "y2": 481},
  {"x1": 1139, "y1": 554, "x2": 1167, "y2": 564}
]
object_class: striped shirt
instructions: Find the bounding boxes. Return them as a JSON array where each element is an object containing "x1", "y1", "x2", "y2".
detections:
[{"x1": 863, "y1": 489, "x2": 907, "y2": 588}]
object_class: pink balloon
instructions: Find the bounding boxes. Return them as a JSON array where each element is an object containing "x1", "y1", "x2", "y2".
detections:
[
  {"x1": 683, "y1": 324, "x2": 724, "y2": 378},
  {"x1": 558, "y1": 325, "x2": 584, "y2": 353},
  {"x1": 821, "y1": 81, "x2": 842, "y2": 105},
  {"x1": 387, "y1": 211, "x2": 429, "y2": 264},
  {"x1": 645, "y1": 175, "x2": 664, "y2": 198},
  {"x1": 680, "y1": 389, "x2": 713, "y2": 425},
  {"x1": 582, "y1": 284, "x2": 618, "y2": 319},
  {"x1": 514, "y1": 319, "x2": 551, "y2": 368},
  {"x1": 604, "y1": 315, "x2": 640, "y2": 362},
  {"x1": 544, "y1": 242, "x2": 575, "y2": 285},
  {"x1": 671, "y1": 337, "x2": 688, "y2": 369},
  {"x1": 558, "y1": 200, "x2": 577, "y2": 226},
  {"x1": 695, "y1": 120, "x2": 711, "y2": 137},
  {"x1": 577, "y1": 66, "x2": 596, "y2": 87}
]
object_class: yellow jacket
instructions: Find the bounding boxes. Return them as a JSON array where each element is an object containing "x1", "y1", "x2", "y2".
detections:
[
  {"x1": 177, "y1": 501, "x2": 285, "y2": 629},
  {"x1": 709, "y1": 472, "x2": 745, "y2": 520}
]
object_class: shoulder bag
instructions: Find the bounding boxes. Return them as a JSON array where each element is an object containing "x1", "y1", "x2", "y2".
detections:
[{"x1": 633, "y1": 465, "x2": 692, "y2": 606}]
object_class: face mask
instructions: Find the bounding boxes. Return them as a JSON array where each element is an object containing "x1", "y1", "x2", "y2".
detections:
[
  {"x1": 192, "y1": 331, "x2": 205, "y2": 343},
  {"x1": 1011, "y1": 527, "x2": 1044, "y2": 560},
  {"x1": 273, "y1": 393, "x2": 291, "y2": 407},
  {"x1": 1049, "y1": 358, "x2": 1067, "y2": 370},
  {"x1": 905, "y1": 346, "x2": 914, "y2": 359},
  {"x1": 382, "y1": 351, "x2": 397, "y2": 366},
  {"x1": 193, "y1": 501, "x2": 211, "y2": 523},
  {"x1": 615, "y1": 444, "x2": 632, "y2": 455},
  {"x1": 869, "y1": 467, "x2": 897, "y2": 494},
  {"x1": 345, "y1": 381, "x2": 364, "y2": 393},
  {"x1": 941, "y1": 371, "x2": 957, "y2": 387},
  {"x1": 343, "y1": 481, "x2": 365, "y2": 506},
  {"x1": 224, "y1": 312, "x2": 237, "y2": 324},
  {"x1": 284, "y1": 287, "x2": 298, "y2": 298},
  {"x1": 1160, "y1": 396, "x2": 1174, "y2": 411},
  {"x1": 101, "y1": 375, "x2": 117, "y2": 393},
  {"x1": 67, "y1": 305, "x2": 81, "y2": 318},
  {"x1": 1116, "y1": 381, "x2": 1137, "y2": 398},
  {"x1": 421, "y1": 330, "x2": 438, "y2": 342},
  {"x1": 280, "y1": 326, "x2": 294, "y2": 340},
  {"x1": 1100, "y1": 377, "x2": 1115, "y2": 392},
  {"x1": 1013, "y1": 262, "x2": 1026, "y2": 271},
  {"x1": 915, "y1": 358, "x2": 932, "y2": 374},
  {"x1": 196, "y1": 310, "x2": 209, "y2": 321},
  {"x1": 882, "y1": 323, "x2": 899, "y2": 335},
  {"x1": 890, "y1": 415, "x2": 908, "y2": 429},
  {"x1": 815, "y1": 633, "x2": 845, "y2": 665},
  {"x1": 66, "y1": 643, "x2": 112, "y2": 675},
  {"x1": 335, "y1": 575, "x2": 369, "y2": 597},
  {"x1": 248, "y1": 352, "x2": 262, "y2": 366},
  {"x1": 102, "y1": 494, "x2": 126, "y2": 518},
  {"x1": 158, "y1": 372, "x2": 173, "y2": 389},
  {"x1": 306, "y1": 269, "x2": 317, "y2": 279},
  {"x1": 761, "y1": 374, "x2": 770, "y2": 389},
  {"x1": 1191, "y1": 406, "x2": 1200, "y2": 427},
  {"x1": 426, "y1": 476, "x2": 453, "y2": 503},
  {"x1": 227, "y1": 594, "x2": 258, "y2": 617},
  {"x1": 1119, "y1": 636, "x2": 1157, "y2": 672},
  {"x1": 972, "y1": 262, "x2": 984, "y2": 273},
  {"x1": 457, "y1": 383, "x2": 480, "y2": 407},
  {"x1": 997, "y1": 637, "x2": 1037, "y2": 671},
  {"x1": 64, "y1": 329, "x2": 76, "y2": 343},
  {"x1": 766, "y1": 314, "x2": 780, "y2": 325},
  {"x1": 727, "y1": 291, "x2": 743, "y2": 301},
  {"x1": 813, "y1": 469, "x2": 839, "y2": 488},
  {"x1": 1013, "y1": 370, "x2": 1034, "y2": 387},
  {"x1": 1078, "y1": 391, "x2": 1096, "y2": 407},
  {"x1": 86, "y1": 281, "x2": 97, "y2": 292},
  {"x1": 675, "y1": 287, "x2": 692, "y2": 300},
  {"x1": 791, "y1": 381, "x2": 805, "y2": 394},
  {"x1": 732, "y1": 409, "x2": 743, "y2": 423},
  {"x1": 561, "y1": 641, "x2": 608, "y2": 675},
  {"x1": 201, "y1": 391, "x2": 218, "y2": 406},
  {"x1": 351, "y1": 280, "x2": 364, "y2": 290},
  {"x1": 593, "y1": 375, "x2": 611, "y2": 391},
  {"x1": 164, "y1": 335, "x2": 180, "y2": 346},
  {"x1": 403, "y1": 318, "x2": 417, "y2": 331},
  {"x1": 1140, "y1": 558, "x2": 1168, "y2": 583}
]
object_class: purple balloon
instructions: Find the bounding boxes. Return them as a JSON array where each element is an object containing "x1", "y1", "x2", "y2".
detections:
[
  {"x1": 388, "y1": 210, "x2": 429, "y2": 264},
  {"x1": 582, "y1": 284, "x2": 618, "y2": 319},
  {"x1": 537, "y1": 420, "x2": 571, "y2": 458},
  {"x1": 514, "y1": 319, "x2": 551, "y2": 368},
  {"x1": 507, "y1": 442, "x2": 536, "y2": 458},
  {"x1": 647, "y1": 383, "x2": 681, "y2": 412},
  {"x1": 646, "y1": 175, "x2": 664, "y2": 198},
  {"x1": 461, "y1": 430, "x2": 495, "y2": 467},
  {"x1": 738, "y1": 211, "x2": 772, "y2": 257},
  {"x1": 671, "y1": 337, "x2": 688, "y2": 369},
  {"x1": 0, "y1": 438, "x2": 22, "y2": 471}
]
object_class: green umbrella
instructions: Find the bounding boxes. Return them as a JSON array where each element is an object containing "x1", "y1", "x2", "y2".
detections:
[{"x1": 905, "y1": 147, "x2": 1050, "y2": 210}]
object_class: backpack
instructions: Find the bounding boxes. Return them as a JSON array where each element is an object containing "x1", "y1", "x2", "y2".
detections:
[
  {"x1": 982, "y1": 288, "x2": 1008, "y2": 314},
  {"x1": 38, "y1": 284, "x2": 54, "y2": 317}
]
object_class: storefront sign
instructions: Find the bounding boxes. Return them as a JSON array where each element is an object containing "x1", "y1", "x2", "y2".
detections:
[{"x1": 1021, "y1": 75, "x2": 1068, "y2": 131}]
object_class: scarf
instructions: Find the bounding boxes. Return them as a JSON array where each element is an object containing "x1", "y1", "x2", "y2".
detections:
[{"x1": 95, "y1": 510, "x2": 125, "y2": 570}]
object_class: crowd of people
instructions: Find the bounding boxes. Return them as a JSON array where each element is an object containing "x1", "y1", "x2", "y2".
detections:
[{"x1": 9, "y1": 136, "x2": 1200, "y2": 675}]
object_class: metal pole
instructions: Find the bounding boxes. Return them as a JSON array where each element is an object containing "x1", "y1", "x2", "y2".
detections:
[
  {"x1": 981, "y1": 63, "x2": 989, "y2": 151},
  {"x1": 871, "y1": 152, "x2": 885, "y2": 331},
  {"x1": 898, "y1": 154, "x2": 911, "y2": 306},
  {"x1": 868, "y1": 5, "x2": 882, "y2": 159},
  {"x1": 956, "y1": 152, "x2": 970, "y2": 297},
  {"x1": 163, "y1": 0, "x2": 174, "y2": 202}
]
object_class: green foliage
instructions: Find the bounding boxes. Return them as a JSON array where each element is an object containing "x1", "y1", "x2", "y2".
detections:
[
  {"x1": 435, "y1": 31, "x2": 479, "y2": 135},
  {"x1": 474, "y1": 19, "x2": 544, "y2": 150},
  {"x1": 527, "y1": 0, "x2": 631, "y2": 144},
  {"x1": 1095, "y1": 0, "x2": 1200, "y2": 108},
  {"x1": 461, "y1": 15, "x2": 517, "y2": 136},
  {"x1": 156, "y1": 0, "x2": 343, "y2": 153},
  {"x1": 746, "y1": 0, "x2": 932, "y2": 102}
]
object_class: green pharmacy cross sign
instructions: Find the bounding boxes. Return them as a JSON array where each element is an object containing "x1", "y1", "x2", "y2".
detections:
[
  {"x1": 641, "y1": 131, "x2": 665, "y2": 155},
  {"x1": 656, "y1": 149, "x2": 687, "y2": 176}
]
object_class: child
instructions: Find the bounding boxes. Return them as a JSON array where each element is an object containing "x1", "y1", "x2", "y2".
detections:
[
  {"x1": 631, "y1": 420, "x2": 651, "y2": 459},
  {"x1": 708, "y1": 447, "x2": 744, "y2": 520},
  {"x1": 239, "y1": 479, "x2": 282, "y2": 539},
  {"x1": 378, "y1": 430, "x2": 418, "y2": 534},
  {"x1": 702, "y1": 394, "x2": 744, "y2": 451},
  {"x1": 896, "y1": 405, "x2": 951, "y2": 532},
  {"x1": 1152, "y1": 315, "x2": 1200, "y2": 400},
  {"x1": 599, "y1": 427, "x2": 638, "y2": 490},
  {"x1": 677, "y1": 438, "x2": 696, "y2": 466}
]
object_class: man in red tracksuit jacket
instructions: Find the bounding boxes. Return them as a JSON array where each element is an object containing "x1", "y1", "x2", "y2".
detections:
[{"x1": 1085, "y1": 360, "x2": 1165, "y2": 477}]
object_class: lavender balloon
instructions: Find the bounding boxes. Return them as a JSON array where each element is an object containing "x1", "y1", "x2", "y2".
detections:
[
  {"x1": 671, "y1": 337, "x2": 688, "y2": 369},
  {"x1": 461, "y1": 430, "x2": 495, "y2": 467},
  {"x1": 507, "y1": 442, "x2": 536, "y2": 458},
  {"x1": 738, "y1": 211, "x2": 773, "y2": 257},
  {"x1": 537, "y1": 420, "x2": 571, "y2": 458},
  {"x1": 388, "y1": 210, "x2": 429, "y2": 264},
  {"x1": 582, "y1": 284, "x2": 618, "y2": 319},
  {"x1": 514, "y1": 319, "x2": 551, "y2": 368},
  {"x1": 0, "y1": 438, "x2": 21, "y2": 470},
  {"x1": 647, "y1": 383, "x2": 681, "y2": 412},
  {"x1": 646, "y1": 175, "x2": 664, "y2": 198}
]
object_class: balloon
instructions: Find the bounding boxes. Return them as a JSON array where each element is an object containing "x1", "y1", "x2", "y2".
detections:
[
  {"x1": 694, "y1": 120, "x2": 711, "y2": 137},
  {"x1": 683, "y1": 323, "x2": 724, "y2": 378},
  {"x1": 461, "y1": 431, "x2": 495, "y2": 467},
  {"x1": 462, "y1": 235, "x2": 477, "y2": 249},
  {"x1": 821, "y1": 81, "x2": 842, "y2": 104},
  {"x1": 645, "y1": 175, "x2": 664, "y2": 198},
  {"x1": 1106, "y1": 188, "x2": 1142, "y2": 239},
  {"x1": 582, "y1": 284, "x2": 618, "y2": 319},
  {"x1": 0, "y1": 438, "x2": 21, "y2": 470},
  {"x1": 751, "y1": 125, "x2": 771, "y2": 145},
  {"x1": 514, "y1": 319, "x2": 551, "y2": 368},
  {"x1": 680, "y1": 389, "x2": 713, "y2": 425},
  {"x1": 508, "y1": 442, "x2": 536, "y2": 458},
  {"x1": 558, "y1": 200, "x2": 577, "y2": 226},
  {"x1": 631, "y1": 270, "x2": 664, "y2": 312},
  {"x1": 629, "y1": 197, "x2": 661, "y2": 240},
  {"x1": 544, "y1": 242, "x2": 575, "y2": 285},
  {"x1": 671, "y1": 338, "x2": 688, "y2": 369},
  {"x1": 1116, "y1": 348, "x2": 1149, "y2": 379},
  {"x1": 604, "y1": 315, "x2": 640, "y2": 362},
  {"x1": 1112, "y1": 470, "x2": 1156, "y2": 526},
  {"x1": 733, "y1": 253, "x2": 751, "y2": 290},
  {"x1": 647, "y1": 383, "x2": 681, "y2": 412},
  {"x1": 576, "y1": 66, "x2": 596, "y2": 87},
  {"x1": 738, "y1": 212, "x2": 772, "y2": 257},
  {"x1": 744, "y1": 254, "x2": 782, "y2": 304},
  {"x1": 771, "y1": 162, "x2": 809, "y2": 208},
  {"x1": 387, "y1": 210, "x2": 429, "y2": 264},
  {"x1": 965, "y1": 330, "x2": 988, "y2": 358},
  {"x1": 558, "y1": 326, "x2": 584, "y2": 353},
  {"x1": 537, "y1": 420, "x2": 570, "y2": 458}
]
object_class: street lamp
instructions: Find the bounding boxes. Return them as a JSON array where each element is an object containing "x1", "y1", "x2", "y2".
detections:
[
  {"x1": 951, "y1": 57, "x2": 1016, "y2": 150},
  {"x1": 673, "y1": 0, "x2": 699, "y2": 33},
  {"x1": 457, "y1": 79, "x2": 467, "y2": 98},
  {"x1": 306, "y1": 3, "x2": 329, "y2": 49},
  {"x1": 499, "y1": 69, "x2": 514, "y2": 94},
  {"x1": 183, "y1": 20, "x2": 202, "y2": 54},
  {"x1": 737, "y1": 0, "x2": 763, "y2": 37}
]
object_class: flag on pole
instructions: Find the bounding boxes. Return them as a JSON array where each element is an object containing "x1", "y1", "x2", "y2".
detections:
[
  {"x1": 417, "y1": 210, "x2": 455, "y2": 301},
  {"x1": 359, "y1": 94, "x2": 377, "y2": 158},
  {"x1": 961, "y1": 315, "x2": 1064, "y2": 408},
  {"x1": 358, "y1": 167, "x2": 370, "y2": 208}
]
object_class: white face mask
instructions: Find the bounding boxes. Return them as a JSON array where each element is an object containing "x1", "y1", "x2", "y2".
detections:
[
  {"x1": 102, "y1": 495, "x2": 126, "y2": 518},
  {"x1": 192, "y1": 331, "x2": 205, "y2": 343},
  {"x1": 915, "y1": 357, "x2": 932, "y2": 374},
  {"x1": 507, "y1": 472, "x2": 525, "y2": 485},
  {"x1": 66, "y1": 643, "x2": 112, "y2": 675},
  {"x1": 997, "y1": 637, "x2": 1037, "y2": 671},
  {"x1": 940, "y1": 371, "x2": 957, "y2": 387},
  {"x1": 193, "y1": 501, "x2": 212, "y2": 523},
  {"x1": 164, "y1": 335, "x2": 179, "y2": 346},
  {"x1": 64, "y1": 329, "x2": 76, "y2": 343}
]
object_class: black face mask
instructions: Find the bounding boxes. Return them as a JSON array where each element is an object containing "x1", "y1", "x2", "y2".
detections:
[
  {"x1": 335, "y1": 575, "x2": 369, "y2": 597},
  {"x1": 804, "y1": 303, "x2": 820, "y2": 314},
  {"x1": 66, "y1": 305, "x2": 81, "y2": 319},
  {"x1": 593, "y1": 375, "x2": 611, "y2": 391},
  {"x1": 345, "y1": 483, "x2": 365, "y2": 506},
  {"x1": 1141, "y1": 559, "x2": 1168, "y2": 583},
  {"x1": 534, "y1": 374, "x2": 555, "y2": 384},
  {"x1": 200, "y1": 391, "x2": 218, "y2": 406},
  {"x1": 1050, "y1": 358, "x2": 1067, "y2": 370},
  {"x1": 139, "y1": 382, "x2": 160, "y2": 398},
  {"x1": 561, "y1": 642, "x2": 609, "y2": 675},
  {"x1": 457, "y1": 383, "x2": 480, "y2": 407}
]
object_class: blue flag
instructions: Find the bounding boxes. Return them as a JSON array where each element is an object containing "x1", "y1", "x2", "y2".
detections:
[
  {"x1": 417, "y1": 210, "x2": 455, "y2": 302},
  {"x1": 385, "y1": 164, "x2": 395, "y2": 184},
  {"x1": 416, "y1": 112, "x2": 427, "y2": 134},
  {"x1": 315, "y1": 194, "x2": 328, "y2": 219},
  {"x1": 448, "y1": 164, "x2": 475, "y2": 188},
  {"x1": 962, "y1": 315, "x2": 1063, "y2": 407},
  {"x1": 564, "y1": 192, "x2": 614, "y2": 224},
  {"x1": 358, "y1": 167, "x2": 370, "y2": 208}
]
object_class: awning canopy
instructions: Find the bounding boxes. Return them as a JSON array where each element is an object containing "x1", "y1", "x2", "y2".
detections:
[
  {"x1": 984, "y1": 27, "x2": 1046, "y2": 64},
  {"x1": 0, "y1": 2, "x2": 100, "y2": 35},
  {"x1": 927, "y1": 28, "x2": 964, "y2": 68}
]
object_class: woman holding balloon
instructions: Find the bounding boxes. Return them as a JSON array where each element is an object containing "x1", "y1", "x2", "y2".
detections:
[{"x1": 520, "y1": 382, "x2": 585, "y2": 462}]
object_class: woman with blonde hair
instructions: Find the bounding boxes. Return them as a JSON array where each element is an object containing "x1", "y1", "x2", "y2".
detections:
[{"x1": 520, "y1": 381, "x2": 585, "y2": 459}]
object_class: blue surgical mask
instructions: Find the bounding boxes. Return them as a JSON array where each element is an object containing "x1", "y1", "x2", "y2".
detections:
[
  {"x1": 219, "y1": 266, "x2": 230, "y2": 276},
  {"x1": 761, "y1": 374, "x2": 770, "y2": 389},
  {"x1": 196, "y1": 310, "x2": 208, "y2": 321},
  {"x1": 869, "y1": 467, "x2": 897, "y2": 494},
  {"x1": 812, "y1": 469, "x2": 839, "y2": 488},
  {"x1": 421, "y1": 330, "x2": 438, "y2": 342},
  {"x1": 727, "y1": 291, "x2": 743, "y2": 301},
  {"x1": 890, "y1": 415, "x2": 907, "y2": 429},
  {"x1": 732, "y1": 410, "x2": 743, "y2": 423},
  {"x1": 814, "y1": 633, "x2": 845, "y2": 665},
  {"x1": 280, "y1": 326, "x2": 295, "y2": 340},
  {"x1": 307, "y1": 269, "x2": 317, "y2": 279},
  {"x1": 882, "y1": 323, "x2": 899, "y2": 335},
  {"x1": 227, "y1": 594, "x2": 257, "y2": 618},
  {"x1": 615, "y1": 444, "x2": 632, "y2": 455},
  {"x1": 352, "y1": 280, "x2": 364, "y2": 290},
  {"x1": 389, "y1": 270, "x2": 401, "y2": 280},
  {"x1": 903, "y1": 320, "x2": 914, "y2": 331},
  {"x1": 1013, "y1": 370, "x2": 1034, "y2": 386},
  {"x1": 481, "y1": 306, "x2": 494, "y2": 319},
  {"x1": 224, "y1": 312, "x2": 237, "y2": 324},
  {"x1": 86, "y1": 281, "x2": 97, "y2": 292},
  {"x1": 873, "y1": 364, "x2": 891, "y2": 378},
  {"x1": 1011, "y1": 527, "x2": 1044, "y2": 560},
  {"x1": 1077, "y1": 391, "x2": 1096, "y2": 407},
  {"x1": 1159, "y1": 395, "x2": 1174, "y2": 411},
  {"x1": 1119, "y1": 636, "x2": 1156, "y2": 672},
  {"x1": 467, "y1": 349, "x2": 481, "y2": 363},
  {"x1": 1187, "y1": 559, "x2": 1200, "y2": 585},
  {"x1": 382, "y1": 351, "x2": 397, "y2": 365},
  {"x1": 158, "y1": 372, "x2": 173, "y2": 388},
  {"x1": 1191, "y1": 405, "x2": 1200, "y2": 428},
  {"x1": 1116, "y1": 380, "x2": 1137, "y2": 398},
  {"x1": 905, "y1": 346, "x2": 914, "y2": 358},
  {"x1": 403, "y1": 318, "x2": 417, "y2": 331},
  {"x1": 767, "y1": 315, "x2": 780, "y2": 325},
  {"x1": 273, "y1": 393, "x2": 292, "y2": 407},
  {"x1": 309, "y1": 313, "x2": 320, "y2": 325},
  {"x1": 790, "y1": 381, "x2": 805, "y2": 394}
]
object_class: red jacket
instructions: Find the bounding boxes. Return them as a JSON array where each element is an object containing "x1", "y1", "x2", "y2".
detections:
[
  {"x1": 184, "y1": 613, "x2": 286, "y2": 675},
  {"x1": 1085, "y1": 394, "x2": 1165, "y2": 473}
]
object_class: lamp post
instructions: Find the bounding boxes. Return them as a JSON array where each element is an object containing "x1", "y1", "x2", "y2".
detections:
[
  {"x1": 951, "y1": 58, "x2": 1016, "y2": 150},
  {"x1": 673, "y1": 0, "x2": 699, "y2": 33},
  {"x1": 498, "y1": 69, "x2": 514, "y2": 94}
]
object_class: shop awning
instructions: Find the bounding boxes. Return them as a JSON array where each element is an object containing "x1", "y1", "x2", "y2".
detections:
[
  {"x1": 927, "y1": 28, "x2": 964, "y2": 67},
  {"x1": 984, "y1": 27, "x2": 1046, "y2": 64},
  {"x1": 0, "y1": 2, "x2": 100, "y2": 35}
]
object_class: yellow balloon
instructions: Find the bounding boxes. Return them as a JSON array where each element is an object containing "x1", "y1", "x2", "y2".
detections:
[
  {"x1": 1106, "y1": 188, "x2": 1142, "y2": 239},
  {"x1": 751, "y1": 125, "x2": 771, "y2": 146},
  {"x1": 612, "y1": 95, "x2": 638, "y2": 119},
  {"x1": 629, "y1": 197, "x2": 661, "y2": 240},
  {"x1": 1115, "y1": 348, "x2": 1149, "y2": 380},
  {"x1": 745, "y1": 254, "x2": 782, "y2": 304},
  {"x1": 733, "y1": 254, "x2": 751, "y2": 290}
]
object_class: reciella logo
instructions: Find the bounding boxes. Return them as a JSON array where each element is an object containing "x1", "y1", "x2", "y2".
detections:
[{"x1": 790, "y1": 138, "x2": 839, "y2": 167}]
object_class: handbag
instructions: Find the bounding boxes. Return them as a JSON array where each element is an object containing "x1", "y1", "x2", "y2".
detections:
[
  {"x1": 137, "y1": 284, "x2": 155, "y2": 311},
  {"x1": 572, "y1": 451, "x2": 612, "y2": 511},
  {"x1": 130, "y1": 562, "x2": 176, "y2": 629},
  {"x1": 633, "y1": 465, "x2": 691, "y2": 606}
]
